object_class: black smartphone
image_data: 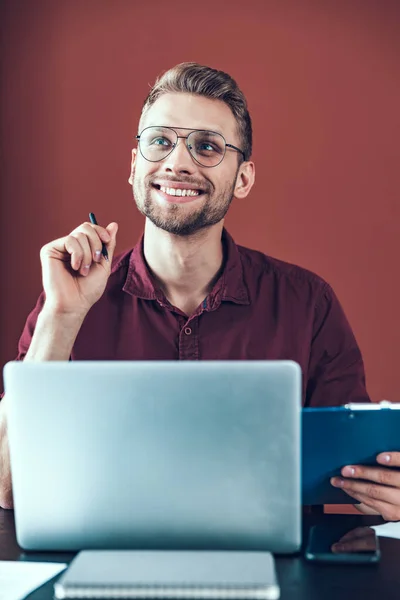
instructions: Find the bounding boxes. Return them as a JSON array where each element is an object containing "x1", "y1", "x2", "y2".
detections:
[{"x1": 305, "y1": 523, "x2": 380, "y2": 564}]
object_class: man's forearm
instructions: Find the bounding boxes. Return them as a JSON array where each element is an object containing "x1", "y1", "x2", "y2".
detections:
[{"x1": 24, "y1": 306, "x2": 86, "y2": 361}]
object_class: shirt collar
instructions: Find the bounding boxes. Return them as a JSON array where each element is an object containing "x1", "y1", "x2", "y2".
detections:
[{"x1": 123, "y1": 228, "x2": 250, "y2": 306}]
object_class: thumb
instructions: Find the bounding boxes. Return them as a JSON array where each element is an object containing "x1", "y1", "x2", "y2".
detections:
[
  {"x1": 104, "y1": 222, "x2": 118, "y2": 261},
  {"x1": 353, "y1": 503, "x2": 381, "y2": 516}
]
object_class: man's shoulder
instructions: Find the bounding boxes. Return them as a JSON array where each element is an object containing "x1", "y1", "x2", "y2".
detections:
[{"x1": 237, "y1": 242, "x2": 331, "y2": 297}]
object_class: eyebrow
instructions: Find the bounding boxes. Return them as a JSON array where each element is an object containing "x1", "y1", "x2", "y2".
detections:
[{"x1": 147, "y1": 125, "x2": 226, "y2": 137}]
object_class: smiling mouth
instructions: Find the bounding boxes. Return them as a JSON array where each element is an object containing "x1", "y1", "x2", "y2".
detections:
[{"x1": 152, "y1": 184, "x2": 204, "y2": 198}]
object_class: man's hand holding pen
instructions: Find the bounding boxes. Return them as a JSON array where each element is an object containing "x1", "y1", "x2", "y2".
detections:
[{"x1": 39, "y1": 214, "x2": 118, "y2": 318}]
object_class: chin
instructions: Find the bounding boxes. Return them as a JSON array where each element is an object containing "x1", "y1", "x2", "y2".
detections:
[
  {"x1": 154, "y1": 220, "x2": 206, "y2": 237},
  {"x1": 144, "y1": 211, "x2": 208, "y2": 236}
]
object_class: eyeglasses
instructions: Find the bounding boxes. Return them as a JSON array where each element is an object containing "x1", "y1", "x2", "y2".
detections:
[{"x1": 136, "y1": 126, "x2": 246, "y2": 168}]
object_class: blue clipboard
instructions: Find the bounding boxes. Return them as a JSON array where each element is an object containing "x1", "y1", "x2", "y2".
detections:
[{"x1": 302, "y1": 402, "x2": 400, "y2": 505}]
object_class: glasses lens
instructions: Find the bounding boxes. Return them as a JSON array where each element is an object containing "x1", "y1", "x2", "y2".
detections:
[
  {"x1": 139, "y1": 127, "x2": 177, "y2": 162},
  {"x1": 188, "y1": 131, "x2": 226, "y2": 166}
]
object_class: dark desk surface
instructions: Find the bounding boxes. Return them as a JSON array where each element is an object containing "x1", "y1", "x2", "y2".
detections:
[{"x1": 1, "y1": 509, "x2": 399, "y2": 600}]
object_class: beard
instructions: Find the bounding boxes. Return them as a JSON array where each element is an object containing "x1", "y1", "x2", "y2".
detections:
[{"x1": 132, "y1": 168, "x2": 238, "y2": 237}]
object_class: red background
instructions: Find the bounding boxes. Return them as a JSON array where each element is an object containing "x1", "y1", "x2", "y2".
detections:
[{"x1": 1, "y1": 0, "x2": 399, "y2": 400}]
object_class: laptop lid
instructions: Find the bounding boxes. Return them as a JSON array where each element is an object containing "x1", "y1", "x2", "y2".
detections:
[{"x1": 4, "y1": 360, "x2": 301, "y2": 553}]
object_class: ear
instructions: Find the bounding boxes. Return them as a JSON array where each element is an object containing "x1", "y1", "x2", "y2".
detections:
[
  {"x1": 233, "y1": 161, "x2": 255, "y2": 200},
  {"x1": 128, "y1": 148, "x2": 138, "y2": 185}
]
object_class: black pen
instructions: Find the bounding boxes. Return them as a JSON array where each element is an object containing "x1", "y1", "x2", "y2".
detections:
[{"x1": 89, "y1": 212, "x2": 109, "y2": 261}]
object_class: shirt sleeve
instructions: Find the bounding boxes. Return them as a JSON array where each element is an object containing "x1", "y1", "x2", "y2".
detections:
[
  {"x1": 0, "y1": 293, "x2": 46, "y2": 399},
  {"x1": 306, "y1": 282, "x2": 371, "y2": 407}
]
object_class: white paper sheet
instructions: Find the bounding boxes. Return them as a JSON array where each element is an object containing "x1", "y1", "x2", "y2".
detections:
[
  {"x1": 0, "y1": 561, "x2": 67, "y2": 600},
  {"x1": 373, "y1": 522, "x2": 400, "y2": 539}
]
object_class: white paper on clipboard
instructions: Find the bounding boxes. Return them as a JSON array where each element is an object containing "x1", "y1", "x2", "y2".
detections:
[{"x1": 0, "y1": 560, "x2": 66, "y2": 600}]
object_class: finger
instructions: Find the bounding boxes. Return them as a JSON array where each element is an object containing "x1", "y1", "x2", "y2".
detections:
[
  {"x1": 338, "y1": 526, "x2": 374, "y2": 542},
  {"x1": 377, "y1": 452, "x2": 400, "y2": 467},
  {"x1": 69, "y1": 232, "x2": 93, "y2": 276},
  {"x1": 341, "y1": 489, "x2": 400, "y2": 521},
  {"x1": 341, "y1": 464, "x2": 400, "y2": 487},
  {"x1": 331, "y1": 476, "x2": 400, "y2": 504},
  {"x1": 60, "y1": 235, "x2": 85, "y2": 272},
  {"x1": 72, "y1": 223, "x2": 111, "y2": 263},
  {"x1": 332, "y1": 532, "x2": 376, "y2": 553},
  {"x1": 353, "y1": 503, "x2": 381, "y2": 516},
  {"x1": 104, "y1": 222, "x2": 118, "y2": 262}
]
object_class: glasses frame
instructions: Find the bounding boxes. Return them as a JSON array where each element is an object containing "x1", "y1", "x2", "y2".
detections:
[{"x1": 135, "y1": 126, "x2": 246, "y2": 168}]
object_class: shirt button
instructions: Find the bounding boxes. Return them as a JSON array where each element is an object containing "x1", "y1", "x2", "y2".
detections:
[{"x1": 184, "y1": 327, "x2": 192, "y2": 336}]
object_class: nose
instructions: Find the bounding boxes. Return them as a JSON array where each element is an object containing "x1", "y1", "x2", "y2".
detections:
[{"x1": 162, "y1": 137, "x2": 197, "y2": 175}]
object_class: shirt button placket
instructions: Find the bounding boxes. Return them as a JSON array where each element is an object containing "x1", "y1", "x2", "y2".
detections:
[{"x1": 179, "y1": 318, "x2": 199, "y2": 360}]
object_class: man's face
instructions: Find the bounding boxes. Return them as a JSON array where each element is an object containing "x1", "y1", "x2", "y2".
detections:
[{"x1": 130, "y1": 93, "x2": 245, "y2": 236}]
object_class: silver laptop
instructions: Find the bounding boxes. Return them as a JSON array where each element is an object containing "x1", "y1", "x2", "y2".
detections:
[{"x1": 4, "y1": 360, "x2": 301, "y2": 553}]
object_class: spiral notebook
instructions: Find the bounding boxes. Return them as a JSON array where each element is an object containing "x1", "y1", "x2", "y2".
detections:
[{"x1": 54, "y1": 550, "x2": 280, "y2": 600}]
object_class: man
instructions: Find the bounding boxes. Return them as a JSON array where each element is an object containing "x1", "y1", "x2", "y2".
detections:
[{"x1": 1, "y1": 63, "x2": 399, "y2": 518}]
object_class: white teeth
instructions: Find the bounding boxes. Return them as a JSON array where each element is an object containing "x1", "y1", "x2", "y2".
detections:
[{"x1": 159, "y1": 186, "x2": 200, "y2": 197}]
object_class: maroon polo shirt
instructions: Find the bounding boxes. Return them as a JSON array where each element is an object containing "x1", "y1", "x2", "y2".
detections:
[{"x1": 13, "y1": 229, "x2": 370, "y2": 407}]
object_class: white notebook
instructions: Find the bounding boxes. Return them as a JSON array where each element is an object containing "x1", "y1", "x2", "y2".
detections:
[{"x1": 54, "y1": 550, "x2": 280, "y2": 599}]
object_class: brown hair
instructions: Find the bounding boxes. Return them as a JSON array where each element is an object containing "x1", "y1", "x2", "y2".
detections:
[{"x1": 140, "y1": 62, "x2": 252, "y2": 161}]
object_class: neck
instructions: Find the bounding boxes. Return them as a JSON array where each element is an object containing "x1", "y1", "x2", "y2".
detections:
[{"x1": 143, "y1": 219, "x2": 225, "y2": 315}]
